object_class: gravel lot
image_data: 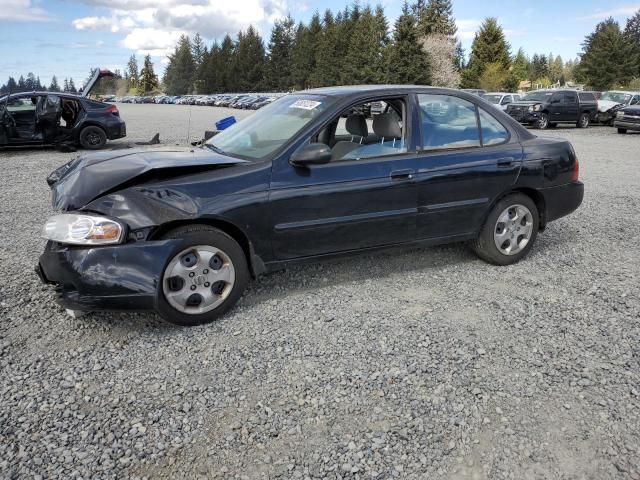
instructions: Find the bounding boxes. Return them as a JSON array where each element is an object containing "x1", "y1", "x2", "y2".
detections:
[{"x1": 1, "y1": 103, "x2": 639, "y2": 479}]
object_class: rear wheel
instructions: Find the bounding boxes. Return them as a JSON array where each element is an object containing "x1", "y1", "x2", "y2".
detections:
[
  {"x1": 157, "y1": 225, "x2": 249, "y2": 326},
  {"x1": 537, "y1": 113, "x2": 549, "y2": 130},
  {"x1": 472, "y1": 193, "x2": 539, "y2": 266},
  {"x1": 618, "y1": 128, "x2": 627, "y2": 134},
  {"x1": 79, "y1": 125, "x2": 107, "y2": 149},
  {"x1": 577, "y1": 113, "x2": 590, "y2": 129}
]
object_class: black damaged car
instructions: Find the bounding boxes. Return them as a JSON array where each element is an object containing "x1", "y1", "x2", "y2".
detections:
[
  {"x1": 37, "y1": 86, "x2": 584, "y2": 326},
  {"x1": 614, "y1": 104, "x2": 640, "y2": 134},
  {"x1": 0, "y1": 69, "x2": 126, "y2": 150}
]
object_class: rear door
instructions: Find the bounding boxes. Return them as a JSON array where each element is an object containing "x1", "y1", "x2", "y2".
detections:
[
  {"x1": 548, "y1": 92, "x2": 564, "y2": 121},
  {"x1": 414, "y1": 93, "x2": 522, "y2": 240},
  {"x1": 563, "y1": 91, "x2": 579, "y2": 121}
]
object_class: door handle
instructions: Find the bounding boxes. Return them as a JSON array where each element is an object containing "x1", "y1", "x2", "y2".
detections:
[
  {"x1": 496, "y1": 158, "x2": 515, "y2": 168},
  {"x1": 391, "y1": 169, "x2": 415, "y2": 180}
]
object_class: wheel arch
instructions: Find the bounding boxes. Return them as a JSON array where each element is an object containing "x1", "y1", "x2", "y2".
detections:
[
  {"x1": 149, "y1": 218, "x2": 266, "y2": 278},
  {"x1": 75, "y1": 122, "x2": 107, "y2": 141},
  {"x1": 481, "y1": 187, "x2": 547, "y2": 235}
]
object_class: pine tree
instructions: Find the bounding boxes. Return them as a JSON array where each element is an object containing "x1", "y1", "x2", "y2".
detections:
[
  {"x1": 63, "y1": 78, "x2": 69, "y2": 93},
  {"x1": 17, "y1": 75, "x2": 26, "y2": 92},
  {"x1": 36, "y1": 76, "x2": 43, "y2": 90},
  {"x1": 291, "y1": 12, "x2": 322, "y2": 89},
  {"x1": 200, "y1": 41, "x2": 222, "y2": 93},
  {"x1": 579, "y1": 18, "x2": 638, "y2": 90},
  {"x1": 69, "y1": 78, "x2": 77, "y2": 93},
  {"x1": 461, "y1": 18, "x2": 511, "y2": 88},
  {"x1": 192, "y1": 33, "x2": 206, "y2": 67},
  {"x1": 343, "y1": 5, "x2": 388, "y2": 83},
  {"x1": 163, "y1": 35, "x2": 196, "y2": 95},
  {"x1": 126, "y1": 55, "x2": 139, "y2": 92},
  {"x1": 6, "y1": 77, "x2": 17, "y2": 93},
  {"x1": 551, "y1": 55, "x2": 564, "y2": 84},
  {"x1": 219, "y1": 35, "x2": 235, "y2": 92},
  {"x1": 139, "y1": 54, "x2": 159, "y2": 94},
  {"x1": 625, "y1": 10, "x2": 640, "y2": 46},
  {"x1": 25, "y1": 72, "x2": 36, "y2": 91},
  {"x1": 312, "y1": 10, "x2": 341, "y2": 87},
  {"x1": 232, "y1": 26, "x2": 266, "y2": 91},
  {"x1": 265, "y1": 16, "x2": 295, "y2": 91},
  {"x1": 386, "y1": 1, "x2": 431, "y2": 84},
  {"x1": 417, "y1": 0, "x2": 457, "y2": 36},
  {"x1": 511, "y1": 48, "x2": 529, "y2": 82}
]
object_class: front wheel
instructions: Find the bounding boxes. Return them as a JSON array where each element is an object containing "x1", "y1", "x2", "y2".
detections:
[
  {"x1": 577, "y1": 113, "x2": 590, "y2": 128},
  {"x1": 79, "y1": 126, "x2": 107, "y2": 149},
  {"x1": 472, "y1": 193, "x2": 539, "y2": 266},
  {"x1": 536, "y1": 113, "x2": 549, "y2": 130},
  {"x1": 618, "y1": 128, "x2": 627, "y2": 134},
  {"x1": 157, "y1": 225, "x2": 249, "y2": 326}
]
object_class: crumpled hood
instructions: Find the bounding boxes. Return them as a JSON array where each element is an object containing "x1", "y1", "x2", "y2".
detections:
[
  {"x1": 48, "y1": 146, "x2": 248, "y2": 211},
  {"x1": 598, "y1": 99, "x2": 623, "y2": 113}
]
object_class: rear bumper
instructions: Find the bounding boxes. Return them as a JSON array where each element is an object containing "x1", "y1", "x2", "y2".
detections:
[
  {"x1": 37, "y1": 239, "x2": 178, "y2": 311},
  {"x1": 613, "y1": 120, "x2": 640, "y2": 131},
  {"x1": 106, "y1": 121, "x2": 126, "y2": 140},
  {"x1": 540, "y1": 181, "x2": 584, "y2": 224}
]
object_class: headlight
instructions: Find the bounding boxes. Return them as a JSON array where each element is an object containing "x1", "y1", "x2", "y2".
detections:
[
  {"x1": 43, "y1": 214, "x2": 125, "y2": 245},
  {"x1": 617, "y1": 111, "x2": 624, "y2": 118},
  {"x1": 533, "y1": 104, "x2": 541, "y2": 112}
]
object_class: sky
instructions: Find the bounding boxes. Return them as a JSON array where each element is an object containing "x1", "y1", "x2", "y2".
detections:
[{"x1": 1, "y1": 0, "x2": 639, "y2": 88}]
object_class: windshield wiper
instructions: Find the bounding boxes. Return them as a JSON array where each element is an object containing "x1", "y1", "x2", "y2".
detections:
[{"x1": 205, "y1": 143, "x2": 226, "y2": 155}]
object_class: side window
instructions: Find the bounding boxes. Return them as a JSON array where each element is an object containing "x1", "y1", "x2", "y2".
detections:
[
  {"x1": 323, "y1": 98, "x2": 408, "y2": 162},
  {"x1": 564, "y1": 93, "x2": 577, "y2": 104},
  {"x1": 501, "y1": 96, "x2": 512, "y2": 105},
  {"x1": 631, "y1": 96, "x2": 639, "y2": 105},
  {"x1": 6, "y1": 97, "x2": 37, "y2": 113},
  {"x1": 578, "y1": 92, "x2": 594, "y2": 102},
  {"x1": 477, "y1": 108, "x2": 509, "y2": 146},
  {"x1": 418, "y1": 94, "x2": 480, "y2": 150},
  {"x1": 550, "y1": 93, "x2": 563, "y2": 104}
]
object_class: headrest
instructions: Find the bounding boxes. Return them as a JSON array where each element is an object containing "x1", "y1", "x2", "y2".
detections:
[
  {"x1": 345, "y1": 114, "x2": 368, "y2": 138},
  {"x1": 372, "y1": 113, "x2": 402, "y2": 139}
]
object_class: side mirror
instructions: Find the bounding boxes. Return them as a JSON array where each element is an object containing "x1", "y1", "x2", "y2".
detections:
[{"x1": 290, "y1": 143, "x2": 332, "y2": 167}]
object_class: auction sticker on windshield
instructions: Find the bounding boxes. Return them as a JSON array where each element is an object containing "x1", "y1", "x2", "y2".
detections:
[{"x1": 290, "y1": 100, "x2": 322, "y2": 110}]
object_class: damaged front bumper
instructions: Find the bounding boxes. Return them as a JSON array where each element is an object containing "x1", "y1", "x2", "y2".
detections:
[{"x1": 36, "y1": 239, "x2": 180, "y2": 311}]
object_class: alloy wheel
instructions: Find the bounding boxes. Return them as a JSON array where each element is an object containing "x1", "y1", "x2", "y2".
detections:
[
  {"x1": 493, "y1": 204, "x2": 534, "y2": 256},
  {"x1": 162, "y1": 245, "x2": 236, "y2": 314}
]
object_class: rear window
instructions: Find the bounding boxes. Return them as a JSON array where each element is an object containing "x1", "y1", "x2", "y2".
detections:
[{"x1": 578, "y1": 92, "x2": 595, "y2": 102}]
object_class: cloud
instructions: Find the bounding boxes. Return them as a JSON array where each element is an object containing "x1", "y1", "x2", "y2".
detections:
[
  {"x1": 456, "y1": 19, "x2": 481, "y2": 40},
  {"x1": 71, "y1": 0, "x2": 290, "y2": 55},
  {"x1": 0, "y1": 0, "x2": 52, "y2": 21},
  {"x1": 580, "y1": 5, "x2": 640, "y2": 20}
]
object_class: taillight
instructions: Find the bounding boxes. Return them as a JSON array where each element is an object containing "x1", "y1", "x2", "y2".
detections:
[
  {"x1": 571, "y1": 158, "x2": 579, "y2": 182},
  {"x1": 105, "y1": 105, "x2": 119, "y2": 116}
]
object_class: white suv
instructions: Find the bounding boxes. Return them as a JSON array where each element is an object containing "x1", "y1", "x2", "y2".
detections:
[{"x1": 484, "y1": 92, "x2": 522, "y2": 111}]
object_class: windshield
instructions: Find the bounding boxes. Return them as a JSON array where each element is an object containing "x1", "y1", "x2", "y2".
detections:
[
  {"x1": 600, "y1": 92, "x2": 632, "y2": 104},
  {"x1": 206, "y1": 94, "x2": 334, "y2": 160},
  {"x1": 484, "y1": 94, "x2": 503, "y2": 104},
  {"x1": 522, "y1": 91, "x2": 554, "y2": 102}
]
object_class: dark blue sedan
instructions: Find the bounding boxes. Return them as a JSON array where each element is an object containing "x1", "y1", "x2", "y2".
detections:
[{"x1": 38, "y1": 86, "x2": 583, "y2": 326}]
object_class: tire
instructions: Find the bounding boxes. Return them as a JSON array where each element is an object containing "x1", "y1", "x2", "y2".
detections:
[
  {"x1": 79, "y1": 125, "x2": 107, "y2": 150},
  {"x1": 156, "y1": 225, "x2": 249, "y2": 326},
  {"x1": 577, "y1": 113, "x2": 590, "y2": 129},
  {"x1": 618, "y1": 128, "x2": 627, "y2": 134},
  {"x1": 471, "y1": 193, "x2": 539, "y2": 266},
  {"x1": 536, "y1": 113, "x2": 549, "y2": 130}
]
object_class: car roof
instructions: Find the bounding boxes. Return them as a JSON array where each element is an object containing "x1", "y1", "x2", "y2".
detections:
[{"x1": 299, "y1": 85, "x2": 477, "y2": 97}]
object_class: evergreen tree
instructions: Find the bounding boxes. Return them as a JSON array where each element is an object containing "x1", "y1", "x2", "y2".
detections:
[
  {"x1": 6, "y1": 77, "x2": 17, "y2": 93},
  {"x1": 200, "y1": 41, "x2": 223, "y2": 93},
  {"x1": 139, "y1": 54, "x2": 159, "y2": 94},
  {"x1": 343, "y1": 5, "x2": 389, "y2": 83},
  {"x1": 312, "y1": 10, "x2": 341, "y2": 86},
  {"x1": 511, "y1": 48, "x2": 529, "y2": 82},
  {"x1": 17, "y1": 75, "x2": 26, "y2": 92},
  {"x1": 192, "y1": 33, "x2": 206, "y2": 67},
  {"x1": 265, "y1": 16, "x2": 295, "y2": 91},
  {"x1": 417, "y1": 0, "x2": 457, "y2": 36},
  {"x1": 68, "y1": 78, "x2": 77, "y2": 93},
  {"x1": 126, "y1": 54, "x2": 139, "y2": 92},
  {"x1": 385, "y1": 1, "x2": 431, "y2": 84},
  {"x1": 35, "y1": 76, "x2": 43, "y2": 90},
  {"x1": 461, "y1": 17, "x2": 511, "y2": 88},
  {"x1": 63, "y1": 78, "x2": 69, "y2": 93},
  {"x1": 551, "y1": 55, "x2": 564, "y2": 84},
  {"x1": 219, "y1": 35, "x2": 236, "y2": 92},
  {"x1": 232, "y1": 26, "x2": 266, "y2": 91},
  {"x1": 579, "y1": 18, "x2": 638, "y2": 90},
  {"x1": 163, "y1": 35, "x2": 196, "y2": 95},
  {"x1": 25, "y1": 72, "x2": 36, "y2": 91},
  {"x1": 291, "y1": 12, "x2": 322, "y2": 89},
  {"x1": 624, "y1": 10, "x2": 640, "y2": 46}
]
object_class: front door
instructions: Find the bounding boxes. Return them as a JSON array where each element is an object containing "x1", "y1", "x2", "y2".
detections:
[
  {"x1": 414, "y1": 93, "x2": 522, "y2": 240},
  {"x1": 269, "y1": 96, "x2": 419, "y2": 260},
  {"x1": 563, "y1": 91, "x2": 579, "y2": 121},
  {"x1": 548, "y1": 92, "x2": 564, "y2": 122}
]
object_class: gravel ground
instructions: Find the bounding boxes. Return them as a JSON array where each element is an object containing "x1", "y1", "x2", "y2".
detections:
[{"x1": 1, "y1": 104, "x2": 639, "y2": 479}]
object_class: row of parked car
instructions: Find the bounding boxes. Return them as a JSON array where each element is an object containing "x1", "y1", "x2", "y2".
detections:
[
  {"x1": 465, "y1": 88, "x2": 640, "y2": 133},
  {"x1": 102, "y1": 93, "x2": 284, "y2": 110}
]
